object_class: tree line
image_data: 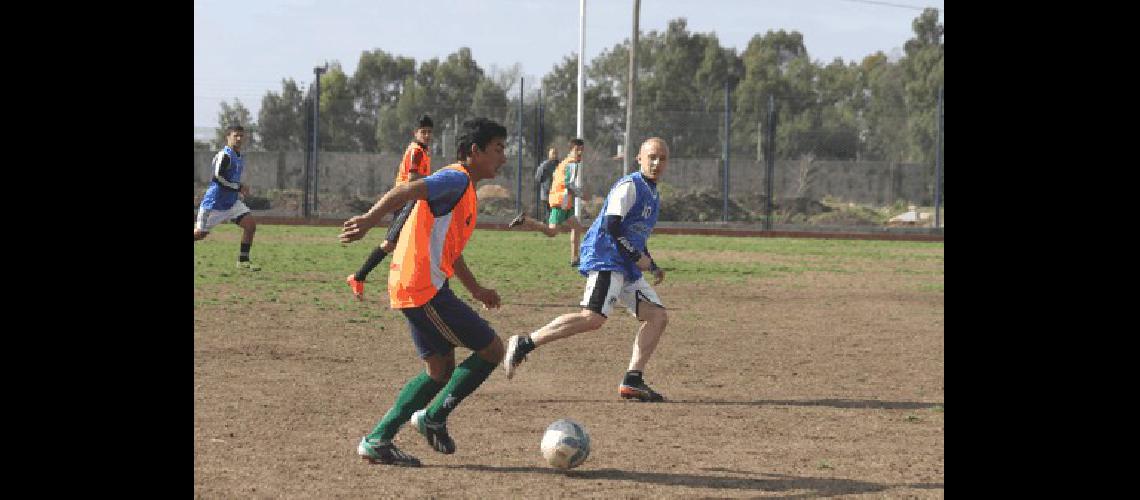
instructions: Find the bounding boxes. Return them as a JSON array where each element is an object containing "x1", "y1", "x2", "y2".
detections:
[{"x1": 200, "y1": 8, "x2": 942, "y2": 169}]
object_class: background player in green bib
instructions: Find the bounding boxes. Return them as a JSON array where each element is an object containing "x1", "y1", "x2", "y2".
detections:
[{"x1": 508, "y1": 138, "x2": 590, "y2": 267}]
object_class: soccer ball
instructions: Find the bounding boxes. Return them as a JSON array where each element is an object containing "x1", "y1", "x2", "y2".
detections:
[{"x1": 540, "y1": 418, "x2": 591, "y2": 469}]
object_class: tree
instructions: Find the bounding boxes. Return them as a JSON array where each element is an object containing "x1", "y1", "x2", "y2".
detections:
[
  {"x1": 258, "y1": 78, "x2": 307, "y2": 151},
  {"x1": 351, "y1": 49, "x2": 416, "y2": 152},
  {"x1": 899, "y1": 8, "x2": 944, "y2": 169},
  {"x1": 859, "y1": 52, "x2": 908, "y2": 162},
  {"x1": 214, "y1": 99, "x2": 256, "y2": 150},
  {"x1": 318, "y1": 62, "x2": 362, "y2": 152}
]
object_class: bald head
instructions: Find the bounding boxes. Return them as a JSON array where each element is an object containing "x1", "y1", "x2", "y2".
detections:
[{"x1": 637, "y1": 137, "x2": 670, "y2": 180}]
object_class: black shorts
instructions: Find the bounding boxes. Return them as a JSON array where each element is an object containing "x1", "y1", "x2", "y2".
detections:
[{"x1": 400, "y1": 283, "x2": 497, "y2": 358}]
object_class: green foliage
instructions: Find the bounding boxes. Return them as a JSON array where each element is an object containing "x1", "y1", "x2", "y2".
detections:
[
  {"x1": 228, "y1": 10, "x2": 943, "y2": 178},
  {"x1": 258, "y1": 79, "x2": 307, "y2": 152},
  {"x1": 214, "y1": 99, "x2": 256, "y2": 150}
]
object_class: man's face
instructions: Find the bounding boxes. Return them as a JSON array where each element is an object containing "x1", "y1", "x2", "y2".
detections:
[
  {"x1": 414, "y1": 127, "x2": 433, "y2": 146},
  {"x1": 471, "y1": 137, "x2": 507, "y2": 179},
  {"x1": 227, "y1": 131, "x2": 245, "y2": 150},
  {"x1": 637, "y1": 140, "x2": 669, "y2": 180},
  {"x1": 569, "y1": 144, "x2": 584, "y2": 161}
]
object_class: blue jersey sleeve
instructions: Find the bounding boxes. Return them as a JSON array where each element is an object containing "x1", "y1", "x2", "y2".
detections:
[{"x1": 423, "y1": 169, "x2": 470, "y2": 216}]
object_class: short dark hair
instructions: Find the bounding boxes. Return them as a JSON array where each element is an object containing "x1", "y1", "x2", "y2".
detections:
[
  {"x1": 417, "y1": 115, "x2": 433, "y2": 129},
  {"x1": 569, "y1": 138, "x2": 584, "y2": 147},
  {"x1": 456, "y1": 118, "x2": 507, "y2": 161},
  {"x1": 226, "y1": 125, "x2": 245, "y2": 134}
]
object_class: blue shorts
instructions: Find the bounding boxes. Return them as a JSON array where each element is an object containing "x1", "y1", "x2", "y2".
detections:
[{"x1": 400, "y1": 283, "x2": 497, "y2": 359}]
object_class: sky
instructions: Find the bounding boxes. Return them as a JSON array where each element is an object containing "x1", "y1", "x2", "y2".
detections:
[{"x1": 194, "y1": 0, "x2": 944, "y2": 129}]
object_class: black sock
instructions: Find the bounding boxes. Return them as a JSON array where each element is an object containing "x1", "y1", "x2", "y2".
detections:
[
  {"x1": 518, "y1": 335, "x2": 536, "y2": 355},
  {"x1": 623, "y1": 370, "x2": 643, "y2": 386},
  {"x1": 239, "y1": 243, "x2": 252, "y2": 262},
  {"x1": 355, "y1": 247, "x2": 388, "y2": 281}
]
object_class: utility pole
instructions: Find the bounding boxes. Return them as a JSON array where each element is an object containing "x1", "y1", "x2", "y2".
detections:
[
  {"x1": 622, "y1": 0, "x2": 640, "y2": 176},
  {"x1": 312, "y1": 64, "x2": 327, "y2": 217}
]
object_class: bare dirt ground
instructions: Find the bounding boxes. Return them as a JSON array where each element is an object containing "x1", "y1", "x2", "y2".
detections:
[{"x1": 194, "y1": 254, "x2": 944, "y2": 498}]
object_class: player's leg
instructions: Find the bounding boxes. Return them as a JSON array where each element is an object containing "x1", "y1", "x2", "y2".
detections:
[
  {"x1": 411, "y1": 286, "x2": 504, "y2": 454},
  {"x1": 618, "y1": 280, "x2": 669, "y2": 402},
  {"x1": 233, "y1": 208, "x2": 259, "y2": 271},
  {"x1": 502, "y1": 271, "x2": 617, "y2": 379},
  {"x1": 194, "y1": 206, "x2": 215, "y2": 241},
  {"x1": 566, "y1": 216, "x2": 586, "y2": 266},
  {"x1": 358, "y1": 307, "x2": 455, "y2": 466},
  {"x1": 348, "y1": 203, "x2": 413, "y2": 299}
]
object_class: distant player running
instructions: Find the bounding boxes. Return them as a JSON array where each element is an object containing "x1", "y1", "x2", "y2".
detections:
[
  {"x1": 346, "y1": 115, "x2": 434, "y2": 300},
  {"x1": 503, "y1": 137, "x2": 672, "y2": 402},
  {"x1": 194, "y1": 125, "x2": 261, "y2": 271},
  {"x1": 344, "y1": 118, "x2": 509, "y2": 467},
  {"x1": 507, "y1": 138, "x2": 590, "y2": 267}
]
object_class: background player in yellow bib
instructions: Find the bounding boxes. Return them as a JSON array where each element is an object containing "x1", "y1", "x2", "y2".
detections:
[
  {"x1": 507, "y1": 137, "x2": 590, "y2": 267},
  {"x1": 341, "y1": 117, "x2": 508, "y2": 467}
]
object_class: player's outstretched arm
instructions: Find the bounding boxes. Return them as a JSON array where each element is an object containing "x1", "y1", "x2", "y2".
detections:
[
  {"x1": 339, "y1": 180, "x2": 428, "y2": 243},
  {"x1": 453, "y1": 255, "x2": 500, "y2": 309}
]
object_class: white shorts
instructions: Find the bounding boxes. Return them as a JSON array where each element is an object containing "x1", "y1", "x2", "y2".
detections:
[
  {"x1": 580, "y1": 270, "x2": 664, "y2": 318},
  {"x1": 195, "y1": 200, "x2": 251, "y2": 232}
]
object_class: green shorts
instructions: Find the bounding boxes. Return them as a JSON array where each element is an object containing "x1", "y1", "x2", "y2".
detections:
[{"x1": 548, "y1": 206, "x2": 572, "y2": 225}]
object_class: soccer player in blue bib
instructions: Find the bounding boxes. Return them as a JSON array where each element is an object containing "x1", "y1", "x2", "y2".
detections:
[
  {"x1": 194, "y1": 125, "x2": 261, "y2": 271},
  {"x1": 503, "y1": 137, "x2": 671, "y2": 402}
]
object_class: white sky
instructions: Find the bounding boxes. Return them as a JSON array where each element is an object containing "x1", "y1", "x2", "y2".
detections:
[{"x1": 194, "y1": 0, "x2": 944, "y2": 128}]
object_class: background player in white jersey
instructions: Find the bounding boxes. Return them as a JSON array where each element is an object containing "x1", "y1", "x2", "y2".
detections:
[
  {"x1": 502, "y1": 137, "x2": 671, "y2": 402},
  {"x1": 194, "y1": 125, "x2": 260, "y2": 271}
]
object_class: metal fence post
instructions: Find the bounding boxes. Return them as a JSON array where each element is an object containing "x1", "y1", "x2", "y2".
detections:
[
  {"x1": 764, "y1": 94, "x2": 776, "y2": 231},
  {"x1": 516, "y1": 77, "x2": 524, "y2": 216},
  {"x1": 934, "y1": 85, "x2": 943, "y2": 231}
]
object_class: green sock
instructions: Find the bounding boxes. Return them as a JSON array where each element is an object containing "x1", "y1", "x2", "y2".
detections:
[
  {"x1": 367, "y1": 372, "x2": 444, "y2": 441},
  {"x1": 426, "y1": 353, "x2": 497, "y2": 423}
]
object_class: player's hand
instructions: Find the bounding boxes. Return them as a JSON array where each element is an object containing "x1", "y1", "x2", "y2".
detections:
[
  {"x1": 471, "y1": 286, "x2": 501, "y2": 310},
  {"x1": 239, "y1": 184, "x2": 250, "y2": 197},
  {"x1": 635, "y1": 254, "x2": 653, "y2": 271},
  {"x1": 339, "y1": 215, "x2": 374, "y2": 243},
  {"x1": 651, "y1": 267, "x2": 665, "y2": 286}
]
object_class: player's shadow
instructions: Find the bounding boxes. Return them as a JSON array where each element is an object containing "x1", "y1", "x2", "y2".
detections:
[
  {"x1": 434, "y1": 464, "x2": 943, "y2": 497},
  {"x1": 529, "y1": 398, "x2": 942, "y2": 411}
]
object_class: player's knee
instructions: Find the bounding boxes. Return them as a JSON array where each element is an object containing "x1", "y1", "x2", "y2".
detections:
[
  {"x1": 646, "y1": 305, "x2": 668, "y2": 328},
  {"x1": 580, "y1": 310, "x2": 606, "y2": 331},
  {"x1": 478, "y1": 336, "x2": 505, "y2": 364},
  {"x1": 425, "y1": 357, "x2": 455, "y2": 382}
]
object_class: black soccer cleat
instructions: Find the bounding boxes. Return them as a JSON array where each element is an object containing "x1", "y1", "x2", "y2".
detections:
[
  {"x1": 410, "y1": 409, "x2": 456, "y2": 454},
  {"x1": 619, "y1": 381, "x2": 666, "y2": 402},
  {"x1": 357, "y1": 437, "x2": 422, "y2": 467},
  {"x1": 508, "y1": 212, "x2": 527, "y2": 229},
  {"x1": 502, "y1": 335, "x2": 531, "y2": 380}
]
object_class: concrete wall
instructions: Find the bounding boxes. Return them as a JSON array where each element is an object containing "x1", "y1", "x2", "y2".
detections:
[{"x1": 194, "y1": 151, "x2": 932, "y2": 206}]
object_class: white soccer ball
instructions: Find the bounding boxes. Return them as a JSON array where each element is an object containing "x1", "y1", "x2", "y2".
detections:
[{"x1": 540, "y1": 418, "x2": 591, "y2": 469}]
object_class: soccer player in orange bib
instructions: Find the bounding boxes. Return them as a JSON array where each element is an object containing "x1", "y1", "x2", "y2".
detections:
[
  {"x1": 346, "y1": 115, "x2": 434, "y2": 300},
  {"x1": 341, "y1": 118, "x2": 508, "y2": 466}
]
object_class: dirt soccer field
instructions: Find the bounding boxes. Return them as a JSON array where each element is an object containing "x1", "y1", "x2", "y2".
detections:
[{"x1": 194, "y1": 226, "x2": 944, "y2": 498}]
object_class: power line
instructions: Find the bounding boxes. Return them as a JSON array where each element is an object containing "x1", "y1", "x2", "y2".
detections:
[{"x1": 836, "y1": 0, "x2": 934, "y2": 11}]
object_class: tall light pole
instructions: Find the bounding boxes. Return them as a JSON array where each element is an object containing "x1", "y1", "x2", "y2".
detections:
[{"x1": 575, "y1": 0, "x2": 585, "y2": 219}]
